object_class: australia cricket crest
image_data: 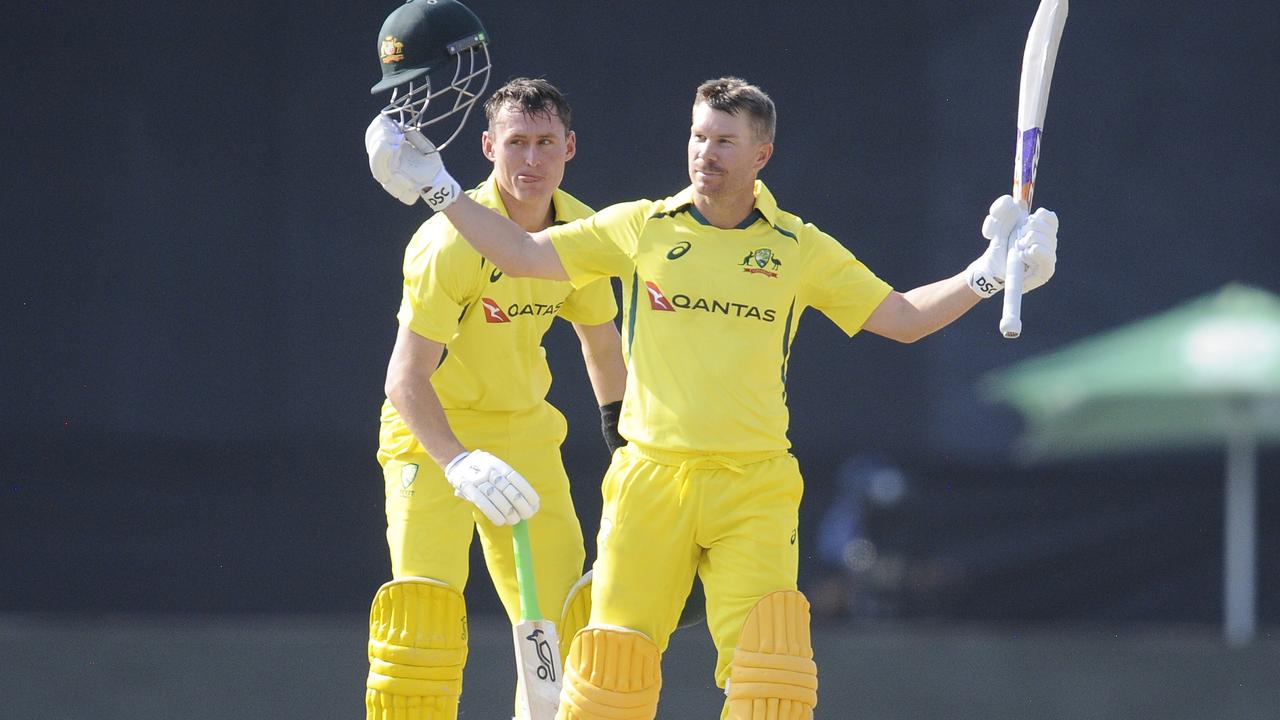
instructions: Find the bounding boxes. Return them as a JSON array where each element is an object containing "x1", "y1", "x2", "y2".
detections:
[
  {"x1": 741, "y1": 248, "x2": 782, "y2": 278},
  {"x1": 379, "y1": 36, "x2": 405, "y2": 64}
]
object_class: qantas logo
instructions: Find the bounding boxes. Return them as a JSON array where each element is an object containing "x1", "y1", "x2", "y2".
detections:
[
  {"x1": 645, "y1": 281, "x2": 675, "y2": 311},
  {"x1": 481, "y1": 298, "x2": 511, "y2": 323},
  {"x1": 481, "y1": 297, "x2": 564, "y2": 323},
  {"x1": 673, "y1": 294, "x2": 777, "y2": 321},
  {"x1": 641, "y1": 282, "x2": 776, "y2": 322}
]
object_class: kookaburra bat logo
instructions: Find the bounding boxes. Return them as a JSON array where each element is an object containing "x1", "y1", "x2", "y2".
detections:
[{"x1": 525, "y1": 628, "x2": 556, "y2": 682}]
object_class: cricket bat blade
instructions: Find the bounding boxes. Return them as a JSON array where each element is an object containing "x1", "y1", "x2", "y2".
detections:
[{"x1": 513, "y1": 619, "x2": 561, "y2": 719}]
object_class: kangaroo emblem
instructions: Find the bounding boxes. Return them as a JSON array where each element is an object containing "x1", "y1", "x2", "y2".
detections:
[{"x1": 740, "y1": 248, "x2": 782, "y2": 278}]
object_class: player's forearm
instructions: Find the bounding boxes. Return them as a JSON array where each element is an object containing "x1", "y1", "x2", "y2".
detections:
[
  {"x1": 866, "y1": 273, "x2": 981, "y2": 343},
  {"x1": 441, "y1": 194, "x2": 569, "y2": 280},
  {"x1": 386, "y1": 379, "x2": 467, "y2": 469},
  {"x1": 898, "y1": 273, "x2": 983, "y2": 340},
  {"x1": 573, "y1": 321, "x2": 628, "y2": 405},
  {"x1": 384, "y1": 326, "x2": 466, "y2": 468}
]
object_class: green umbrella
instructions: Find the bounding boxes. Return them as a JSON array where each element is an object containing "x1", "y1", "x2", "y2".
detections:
[{"x1": 985, "y1": 283, "x2": 1280, "y2": 645}]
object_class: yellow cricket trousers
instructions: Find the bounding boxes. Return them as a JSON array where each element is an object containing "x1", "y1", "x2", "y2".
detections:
[
  {"x1": 587, "y1": 442, "x2": 803, "y2": 686},
  {"x1": 380, "y1": 402, "x2": 586, "y2": 626}
]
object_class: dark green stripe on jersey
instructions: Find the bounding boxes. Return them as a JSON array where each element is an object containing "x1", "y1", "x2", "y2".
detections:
[
  {"x1": 771, "y1": 222, "x2": 799, "y2": 242},
  {"x1": 649, "y1": 207, "x2": 689, "y2": 221},
  {"x1": 780, "y1": 298, "x2": 797, "y2": 394},
  {"x1": 626, "y1": 270, "x2": 640, "y2": 358}
]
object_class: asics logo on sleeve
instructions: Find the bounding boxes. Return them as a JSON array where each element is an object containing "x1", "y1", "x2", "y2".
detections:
[
  {"x1": 666, "y1": 241, "x2": 692, "y2": 260},
  {"x1": 481, "y1": 298, "x2": 511, "y2": 323},
  {"x1": 490, "y1": 268, "x2": 504, "y2": 283}
]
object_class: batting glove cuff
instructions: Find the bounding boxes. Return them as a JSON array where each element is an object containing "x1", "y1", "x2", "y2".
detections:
[
  {"x1": 967, "y1": 194, "x2": 1026, "y2": 298},
  {"x1": 421, "y1": 168, "x2": 461, "y2": 212}
]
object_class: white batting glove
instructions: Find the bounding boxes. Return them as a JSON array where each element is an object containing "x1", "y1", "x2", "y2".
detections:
[
  {"x1": 364, "y1": 116, "x2": 418, "y2": 204},
  {"x1": 966, "y1": 195, "x2": 1027, "y2": 298},
  {"x1": 1013, "y1": 208, "x2": 1059, "y2": 293},
  {"x1": 444, "y1": 449, "x2": 540, "y2": 526},
  {"x1": 364, "y1": 115, "x2": 463, "y2": 211}
]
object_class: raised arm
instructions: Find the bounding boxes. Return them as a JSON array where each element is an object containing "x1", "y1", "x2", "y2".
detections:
[
  {"x1": 863, "y1": 196, "x2": 1059, "y2": 343},
  {"x1": 366, "y1": 115, "x2": 568, "y2": 280},
  {"x1": 862, "y1": 276, "x2": 981, "y2": 343},
  {"x1": 442, "y1": 194, "x2": 568, "y2": 281}
]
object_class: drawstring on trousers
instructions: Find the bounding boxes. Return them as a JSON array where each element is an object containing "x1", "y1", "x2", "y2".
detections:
[{"x1": 673, "y1": 456, "x2": 745, "y2": 504}]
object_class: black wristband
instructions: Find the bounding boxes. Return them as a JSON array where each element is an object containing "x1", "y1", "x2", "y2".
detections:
[{"x1": 599, "y1": 400, "x2": 625, "y2": 456}]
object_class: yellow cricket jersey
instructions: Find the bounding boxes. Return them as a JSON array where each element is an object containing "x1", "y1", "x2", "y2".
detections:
[
  {"x1": 547, "y1": 180, "x2": 892, "y2": 454},
  {"x1": 378, "y1": 174, "x2": 618, "y2": 463}
]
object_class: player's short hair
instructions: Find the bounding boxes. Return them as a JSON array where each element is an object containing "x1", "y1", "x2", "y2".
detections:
[
  {"x1": 694, "y1": 77, "x2": 776, "y2": 143},
  {"x1": 484, "y1": 77, "x2": 572, "y2": 136}
]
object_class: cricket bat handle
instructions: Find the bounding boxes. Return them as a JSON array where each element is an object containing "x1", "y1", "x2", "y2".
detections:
[
  {"x1": 999, "y1": 220, "x2": 1026, "y2": 338},
  {"x1": 512, "y1": 520, "x2": 542, "y2": 620},
  {"x1": 1001, "y1": 127, "x2": 1037, "y2": 340}
]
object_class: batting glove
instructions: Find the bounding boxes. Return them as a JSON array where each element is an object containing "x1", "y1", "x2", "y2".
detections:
[
  {"x1": 364, "y1": 115, "x2": 463, "y2": 211},
  {"x1": 1013, "y1": 208, "x2": 1059, "y2": 293},
  {"x1": 444, "y1": 449, "x2": 540, "y2": 526},
  {"x1": 966, "y1": 195, "x2": 1027, "y2": 298}
]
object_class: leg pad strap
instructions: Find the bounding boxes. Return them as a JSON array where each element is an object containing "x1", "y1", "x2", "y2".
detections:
[{"x1": 558, "y1": 572, "x2": 593, "y2": 663}]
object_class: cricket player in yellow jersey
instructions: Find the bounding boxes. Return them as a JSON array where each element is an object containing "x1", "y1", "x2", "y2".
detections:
[
  {"x1": 367, "y1": 77, "x2": 1059, "y2": 719},
  {"x1": 364, "y1": 25, "x2": 628, "y2": 717}
]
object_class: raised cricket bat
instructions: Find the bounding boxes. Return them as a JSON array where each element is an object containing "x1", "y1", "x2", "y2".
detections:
[
  {"x1": 1000, "y1": 0, "x2": 1068, "y2": 338},
  {"x1": 512, "y1": 520, "x2": 561, "y2": 719}
]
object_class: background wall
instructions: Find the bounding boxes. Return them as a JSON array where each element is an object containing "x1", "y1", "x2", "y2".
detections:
[{"x1": 2, "y1": 1, "x2": 1278, "y2": 714}]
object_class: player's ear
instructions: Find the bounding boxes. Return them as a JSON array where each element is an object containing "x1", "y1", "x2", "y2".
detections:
[
  {"x1": 564, "y1": 130, "x2": 576, "y2": 162},
  {"x1": 481, "y1": 129, "x2": 496, "y2": 161},
  {"x1": 754, "y1": 141, "x2": 774, "y2": 171}
]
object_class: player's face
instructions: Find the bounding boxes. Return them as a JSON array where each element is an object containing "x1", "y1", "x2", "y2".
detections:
[
  {"x1": 688, "y1": 103, "x2": 772, "y2": 198},
  {"x1": 483, "y1": 106, "x2": 576, "y2": 207}
]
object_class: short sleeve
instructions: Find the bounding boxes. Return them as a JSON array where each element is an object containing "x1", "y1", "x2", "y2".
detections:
[
  {"x1": 546, "y1": 200, "x2": 651, "y2": 288},
  {"x1": 396, "y1": 223, "x2": 484, "y2": 343},
  {"x1": 801, "y1": 230, "x2": 893, "y2": 336},
  {"x1": 557, "y1": 277, "x2": 618, "y2": 325}
]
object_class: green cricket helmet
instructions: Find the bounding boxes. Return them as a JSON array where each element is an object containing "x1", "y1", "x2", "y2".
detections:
[{"x1": 371, "y1": 0, "x2": 491, "y2": 149}]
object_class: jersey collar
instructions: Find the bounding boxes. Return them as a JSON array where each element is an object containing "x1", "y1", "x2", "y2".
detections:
[{"x1": 668, "y1": 179, "x2": 780, "y2": 230}]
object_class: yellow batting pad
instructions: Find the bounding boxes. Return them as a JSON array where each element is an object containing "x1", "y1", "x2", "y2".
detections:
[
  {"x1": 366, "y1": 578, "x2": 469, "y2": 720},
  {"x1": 558, "y1": 572, "x2": 593, "y2": 663},
  {"x1": 726, "y1": 591, "x2": 818, "y2": 720},
  {"x1": 558, "y1": 626, "x2": 662, "y2": 720}
]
